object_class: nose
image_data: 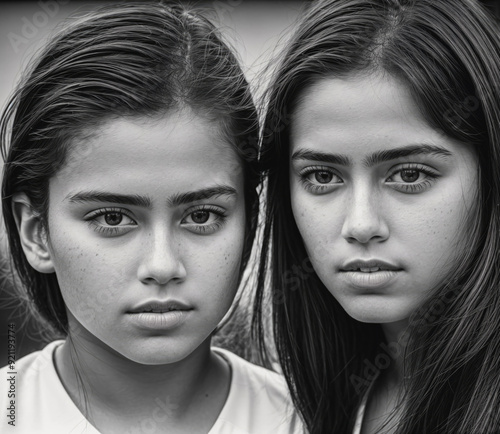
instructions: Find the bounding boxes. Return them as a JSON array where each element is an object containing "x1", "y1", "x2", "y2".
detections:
[
  {"x1": 137, "y1": 228, "x2": 187, "y2": 285},
  {"x1": 341, "y1": 186, "x2": 389, "y2": 244}
]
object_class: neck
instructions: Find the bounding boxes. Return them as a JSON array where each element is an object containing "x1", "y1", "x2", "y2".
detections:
[
  {"x1": 380, "y1": 319, "x2": 409, "y2": 384},
  {"x1": 54, "y1": 326, "x2": 229, "y2": 432}
]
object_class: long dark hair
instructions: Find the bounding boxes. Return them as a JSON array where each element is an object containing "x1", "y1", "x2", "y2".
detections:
[
  {"x1": 253, "y1": 0, "x2": 500, "y2": 432},
  {"x1": 1, "y1": 2, "x2": 260, "y2": 337}
]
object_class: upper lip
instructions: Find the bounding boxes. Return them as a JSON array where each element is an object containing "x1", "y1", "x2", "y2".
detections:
[
  {"x1": 128, "y1": 300, "x2": 193, "y2": 314},
  {"x1": 340, "y1": 259, "x2": 402, "y2": 272}
]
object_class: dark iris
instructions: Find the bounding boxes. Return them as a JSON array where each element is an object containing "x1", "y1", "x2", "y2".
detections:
[
  {"x1": 400, "y1": 169, "x2": 419, "y2": 182},
  {"x1": 104, "y1": 212, "x2": 123, "y2": 226},
  {"x1": 192, "y1": 211, "x2": 210, "y2": 224},
  {"x1": 315, "y1": 171, "x2": 333, "y2": 184}
]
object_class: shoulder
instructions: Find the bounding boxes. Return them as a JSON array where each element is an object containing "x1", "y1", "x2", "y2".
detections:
[
  {"x1": 211, "y1": 347, "x2": 305, "y2": 434},
  {"x1": 0, "y1": 340, "x2": 97, "y2": 433},
  {"x1": 214, "y1": 347, "x2": 288, "y2": 397},
  {"x1": 0, "y1": 340, "x2": 62, "y2": 394},
  {"x1": 0, "y1": 340, "x2": 60, "y2": 432}
]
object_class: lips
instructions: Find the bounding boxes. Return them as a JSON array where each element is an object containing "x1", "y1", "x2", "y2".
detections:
[
  {"x1": 127, "y1": 300, "x2": 193, "y2": 330},
  {"x1": 340, "y1": 260, "x2": 402, "y2": 273},
  {"x1": 128, "y1": 300, "x2": 193, "y2": 314},
  {"x1": 342, "y1": 270, "x2": 399, "y2": 289},
  {"x1": 339, "y1": 260, "x2": 402, "y2": 289}
]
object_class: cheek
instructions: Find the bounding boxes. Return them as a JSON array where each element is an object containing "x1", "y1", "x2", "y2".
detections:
[
  {"x1": 189, "y1": 226, "x2": 245, "y2": 298},
  {"x1": 215, "y1": 235, "x2": 244, "y2": 280},
  {"x1": 394, "y1": 184, "x2": 476, "y2": 270},
  {"x1": 291, "y1": 187, "x2": 315, "y2": 241},
  {"x1": 48, "y1": 234, "x2": 127, "y2": 324},
  {"x1": 291, "y1": 191, "x2": 337, "y2": 256}
]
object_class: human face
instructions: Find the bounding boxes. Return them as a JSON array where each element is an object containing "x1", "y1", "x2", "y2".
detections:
[
  {"x1": 45, "y1": 109, "x2": 246, "y2": 364},
  {"x1": 290, "y1": 74, "x2": 478, "y2": 326}
]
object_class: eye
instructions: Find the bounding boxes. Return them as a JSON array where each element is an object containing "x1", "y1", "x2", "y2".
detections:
[
  {"x1": 84, "y1": 208, "x2": 137, "y2": 236},
  {"x1": 391, "y1": 169, "x2": 424, "y2": 183},
  {"x1": 93, "y1": 211, "x2": 136, "y2": 227},
  {"x1": 313, "y1": 171, "x2": 335, "y2": 184},
  {"x1": 102, "y1": 212, "x2": 126, "y2": 226},
  {"x1": 190, "y1": 210, "x2": 210, "y2": 224},
  {"x1": 298, "y1": 165, "x2": 343, "y2": 194},
  {"x1": 181, "y1": 206, "x2": 227, "y2": 235},
  {"x1": 386, "y1": 164, "x2": 440, "y2": 193}
]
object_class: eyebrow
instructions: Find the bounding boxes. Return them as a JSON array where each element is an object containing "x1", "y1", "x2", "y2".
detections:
[
  {"x1": 290, "y1": 149, "x2": 351, "y2": 166},
  {"x1": 66, "y1": 186, "x2": 237, "y2": 208},
  {"x1": 167, "y1": 186, "x2": 237, "y2": 207},
  {"x1": 364, "y1": 144, "x2": 453, "y2": 167},
  {"x1": 67, "y1": 191, "x2": 152, "y2": 208},
  {"x1": 291, "y1": 144, "x2": 452, "y2": 167}
]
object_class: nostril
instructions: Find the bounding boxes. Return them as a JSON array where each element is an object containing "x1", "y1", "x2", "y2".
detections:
[
  {"x1": 137, "y1": 256, "x2": 187, "y2": 285},
  {"x1": 341, "y1": 219, "x2": 390, "y2": 244}
]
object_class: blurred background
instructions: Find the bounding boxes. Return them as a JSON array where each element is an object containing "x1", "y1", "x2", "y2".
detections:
[{"x1": 1, "y1": 0, "x2": 499, "y2": 364}]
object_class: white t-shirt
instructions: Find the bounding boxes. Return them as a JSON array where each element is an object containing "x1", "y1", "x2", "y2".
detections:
[
  {"x1": 352, "y1": 371, "x2": 380, "y2": 434},
  {"x1": 0, "y1": 341, "x2": 304, "y2": 434}
]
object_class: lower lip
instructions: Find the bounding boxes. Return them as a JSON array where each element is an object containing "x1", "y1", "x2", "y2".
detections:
[
  {"x1": 341, "y1": 270, "x2": 400, "y2": 289},
  {"x1": 128, "y1": 310, "x2": 191, "y2": 330}
]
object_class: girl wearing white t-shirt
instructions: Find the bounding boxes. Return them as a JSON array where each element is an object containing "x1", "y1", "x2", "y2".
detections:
[{"x1": 0, "y1": 3, "x2": 302, "y2": 433}]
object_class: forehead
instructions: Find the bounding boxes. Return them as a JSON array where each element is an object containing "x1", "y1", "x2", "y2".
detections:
[
  {"x1": 290, "y1": 73, "x2": 474, "y2": 160},
  {"x1": 292, "y1": 73, "x2": 427, "y2": 141},
  {"x1": 51, "y1": 109, "x2": 243, "y2": 199}
]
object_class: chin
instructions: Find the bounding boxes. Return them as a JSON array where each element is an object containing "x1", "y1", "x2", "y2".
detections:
[
  {"x1": 346, "y1": 311, "x2": 394, "y2": 324},
  {"x1": 120, "y1": 348, "x2": 192, "y2": 366},
  {"x1": 111, "y1": 338, "x2": 205, "y2": 366},
  {"x1": 339, "y1": 299, "x2": 410, "y2": 325}
]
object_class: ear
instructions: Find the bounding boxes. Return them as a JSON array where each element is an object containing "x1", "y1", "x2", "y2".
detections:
[{"x1": 11, "y1": 193, "x2": 55, "y2": 274}]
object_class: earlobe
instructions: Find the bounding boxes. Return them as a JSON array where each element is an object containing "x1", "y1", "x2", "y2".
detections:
[{"x1": 11, "y1": 193, "x2": 55, "y2": 274}]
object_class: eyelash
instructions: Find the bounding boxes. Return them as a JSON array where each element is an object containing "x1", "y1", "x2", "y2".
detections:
[
  {"x1": 299, "y1": 165, "x2": 343, "y2": 194},
  {"x1": 386, "y1": 163, "x2": 440, "y2": 193},
  {"x1": 298, "y1": 163, "x2": 440, "y2": 194},
  {"x1": 84, "y1": 207, "x2": 137, "y2": 236},
  {"x1": 181, "y1": 205, "x2": 227, "y2": 235},
  {"x1": 84, "y1": 206, "x2": 228, "y2": 237}
]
